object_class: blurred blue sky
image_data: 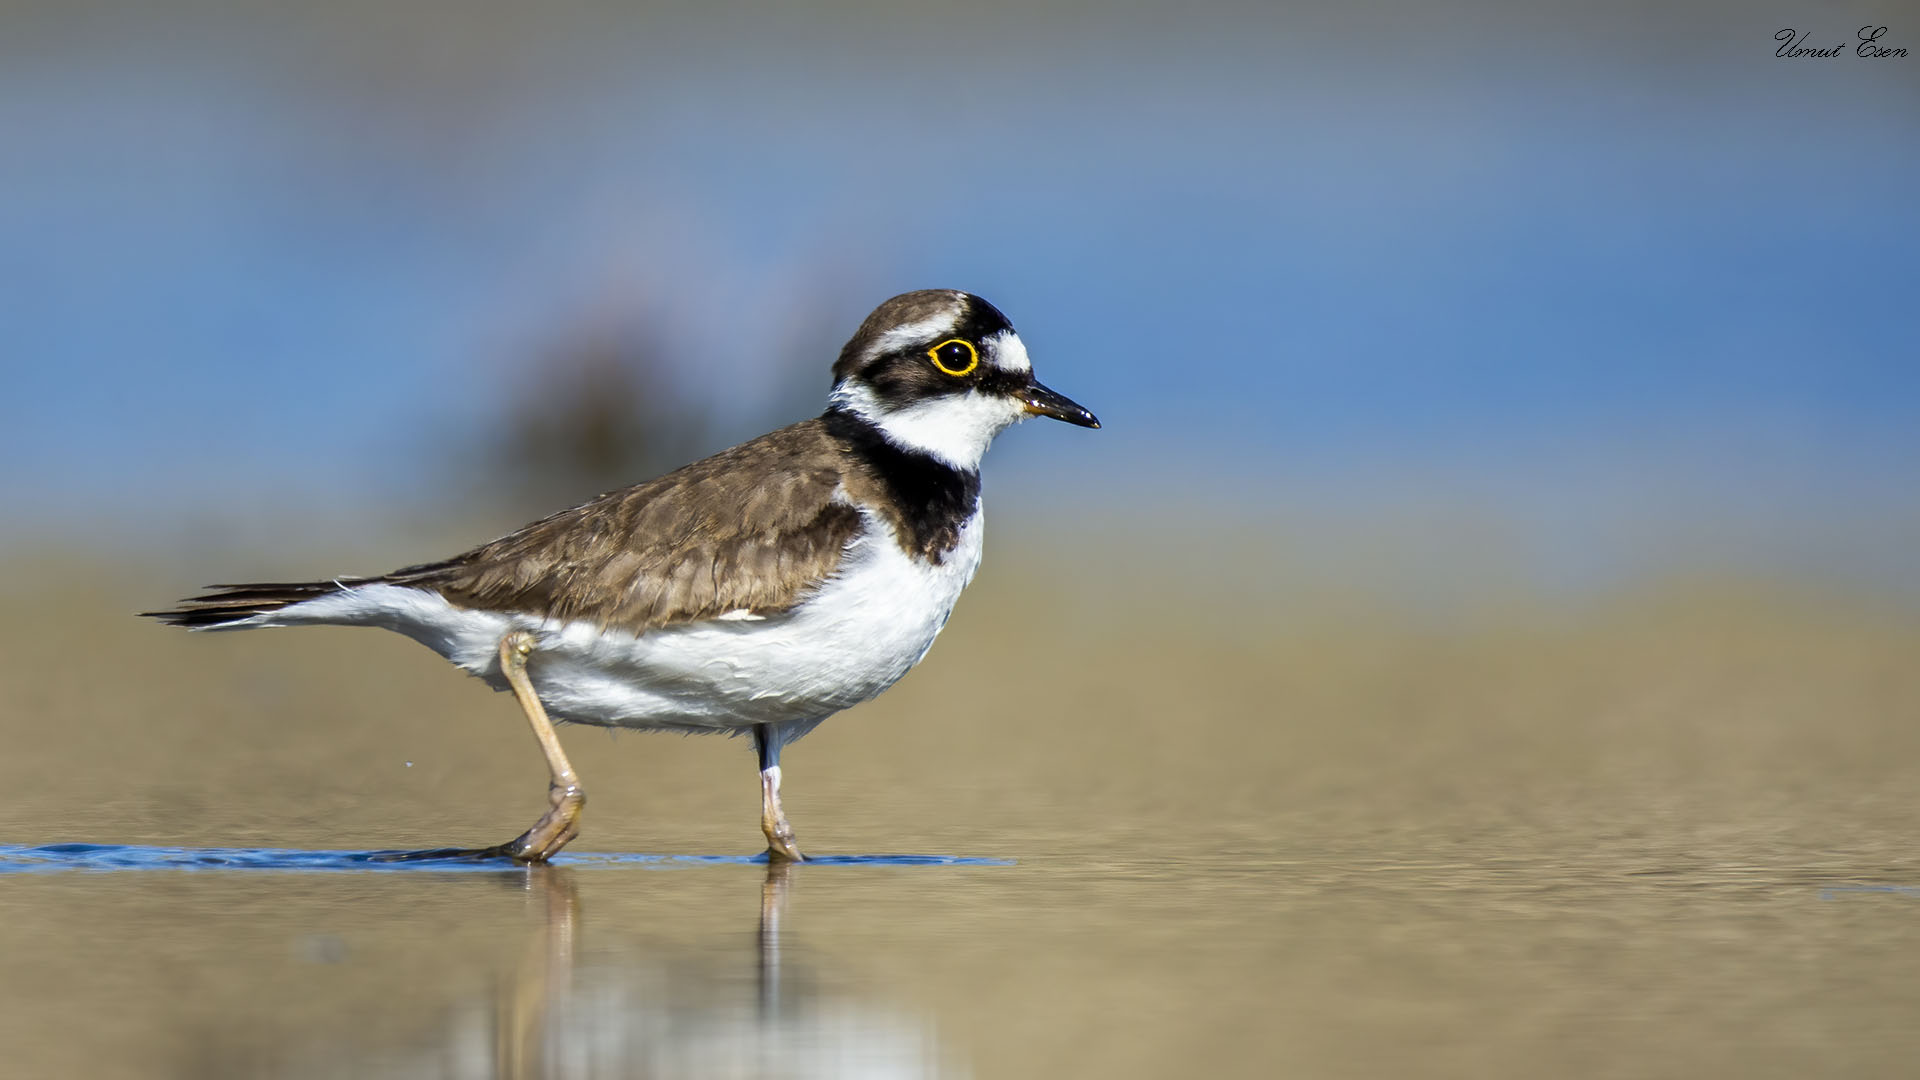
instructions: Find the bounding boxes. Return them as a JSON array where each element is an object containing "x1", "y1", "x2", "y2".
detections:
[{"x1": 3, "y1": 1, "x2": 1916, "y2": 588}]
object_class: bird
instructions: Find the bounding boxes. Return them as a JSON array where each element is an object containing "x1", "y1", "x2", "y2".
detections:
[{"x1": 143, "y1": 290, "x2": 1099, "y2": 862}]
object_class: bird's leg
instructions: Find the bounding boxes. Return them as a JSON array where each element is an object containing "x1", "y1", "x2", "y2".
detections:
[
  {"x1": 754, "y1": 723, "x2": 804, "y2": 862},
  {"x1": 486, "y1": 630, "x2": 585, "y2": 863},
  {"x1": 760, "y1": 767, "x2": 802, "y2": 863}
]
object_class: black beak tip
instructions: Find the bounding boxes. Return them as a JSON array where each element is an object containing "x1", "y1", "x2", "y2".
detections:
[{"x1": 1024, "y1": 383, "x2": 1101, "y2": 430}]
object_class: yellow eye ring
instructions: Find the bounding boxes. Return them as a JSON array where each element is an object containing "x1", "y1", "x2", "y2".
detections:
[{"x1": 927, "y1": 338, "x2": 979, "y2": 377}]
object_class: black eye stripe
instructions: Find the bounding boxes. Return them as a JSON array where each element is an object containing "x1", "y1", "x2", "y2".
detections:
[{"x1": 831, "y1": 292, "x2": 1017, "y2": 387}]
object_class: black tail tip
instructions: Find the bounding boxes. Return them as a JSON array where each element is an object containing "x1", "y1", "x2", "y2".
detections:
[
  {"x1": 138, "y1": 578, "x2": 352, "y2": 629},
  {"x1": 139, "y1": 607, "x2": 257, "y2": 629}
]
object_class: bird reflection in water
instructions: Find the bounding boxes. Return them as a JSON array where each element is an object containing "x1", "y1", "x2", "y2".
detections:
[
  {"x1": 469, "y1": 861, "x2": 948, "y2": 1080},
  {"x1": 496, "y1": 863, "x2": 577, "y2": 1079}
]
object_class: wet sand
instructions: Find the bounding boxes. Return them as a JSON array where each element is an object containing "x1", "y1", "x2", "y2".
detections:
[{"x1": 1, "y1": 557, "x2": 1917, "y2": 1077}]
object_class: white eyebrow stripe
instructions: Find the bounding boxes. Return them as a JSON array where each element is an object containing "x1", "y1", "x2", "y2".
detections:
[
  {"x1": 984, "y1": 330, "x2": 1032, "y2": 374},
  {"x1": 861, "y1": 314, "x2": 964, "y2": 364}
]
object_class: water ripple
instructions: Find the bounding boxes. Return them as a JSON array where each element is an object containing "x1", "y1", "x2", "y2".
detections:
[{"x1": 0, "y1": 843, "x2": 1012, "y2": 874}]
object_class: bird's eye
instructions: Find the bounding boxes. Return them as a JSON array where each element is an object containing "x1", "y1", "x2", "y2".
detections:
[{"x1": 927, "y1": 338, "x2": 979, "y2": 377}]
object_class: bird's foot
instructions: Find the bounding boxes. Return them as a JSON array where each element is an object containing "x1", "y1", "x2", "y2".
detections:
[
  {"x1": 490, "y1": 781, "x2": 586, "y2": 863},
  {"x1": 763, "y1": 820, "x2": 804, "y2": 863}
]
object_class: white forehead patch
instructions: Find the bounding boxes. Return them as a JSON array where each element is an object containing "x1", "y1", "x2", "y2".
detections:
[{"x1": 983, "y1": 330, "x2": 1032, "y2": 374}]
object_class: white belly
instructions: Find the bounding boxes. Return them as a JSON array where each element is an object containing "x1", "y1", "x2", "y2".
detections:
[
  {"x1": 265, "y1": 510, "x2": 985, "y2": 734},
  {"x1": 528, "y1": 512, "x2": 984, "y2": 731}
]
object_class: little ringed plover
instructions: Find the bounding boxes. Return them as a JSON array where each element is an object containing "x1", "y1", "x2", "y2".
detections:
[{"x1": 144, "y1": 289, "x2": 1099, "y2": 862}]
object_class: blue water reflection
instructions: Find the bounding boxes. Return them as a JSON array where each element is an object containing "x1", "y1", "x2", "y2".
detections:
[{"x1": 0, "y1": 843, "x2": 1011, "y2": 874}]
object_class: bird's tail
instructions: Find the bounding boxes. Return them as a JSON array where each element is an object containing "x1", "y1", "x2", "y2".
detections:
[{"x1": 140, "y1": 579, "x2": 366, "y2": 630}]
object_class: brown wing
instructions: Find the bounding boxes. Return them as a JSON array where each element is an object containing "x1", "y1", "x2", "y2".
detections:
[{"x1": 387, "y1": 419, "x2": 862, "y2": 634}]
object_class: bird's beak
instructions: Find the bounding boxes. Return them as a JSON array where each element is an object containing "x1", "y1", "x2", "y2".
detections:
[{"x1": 1022, "y1": 381, "x2": 1100, "y2": 428}]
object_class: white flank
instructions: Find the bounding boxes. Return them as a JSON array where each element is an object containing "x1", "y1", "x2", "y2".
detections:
[
  {"x1": 828, "y1": 381, "x2": 1028, "y2": 472},
  {"x1": 237, "y1": 507, "x2": 985, "y2": 737},
  {"x1": 247, "y1": 582, "x2": 518, "y2": 674}
]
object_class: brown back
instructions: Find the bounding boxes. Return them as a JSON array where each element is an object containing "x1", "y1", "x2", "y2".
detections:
[{"x1": 388, "y1": 419, "x2": 863, "y2": 633}]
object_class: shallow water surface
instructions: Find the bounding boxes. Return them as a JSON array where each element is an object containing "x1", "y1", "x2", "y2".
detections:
[
  {"x1": 4, "y1": 834, "x2": 1919, "y2": 1078},
  {"x1": 2, "y1": 574, "x2": 1919, "y2": 1077},
  {"x1": 0, "y1": 844, "x2": 1005, "y2": 872}
]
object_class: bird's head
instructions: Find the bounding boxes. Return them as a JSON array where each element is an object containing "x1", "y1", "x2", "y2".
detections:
[{"x1": 827, "y1": 290, "x2": 1098, "y2": 471}]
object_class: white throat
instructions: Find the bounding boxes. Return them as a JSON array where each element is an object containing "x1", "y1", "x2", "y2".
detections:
[{"x1": 828, "y1": 382, "x2": 1026, "y2": 471}]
